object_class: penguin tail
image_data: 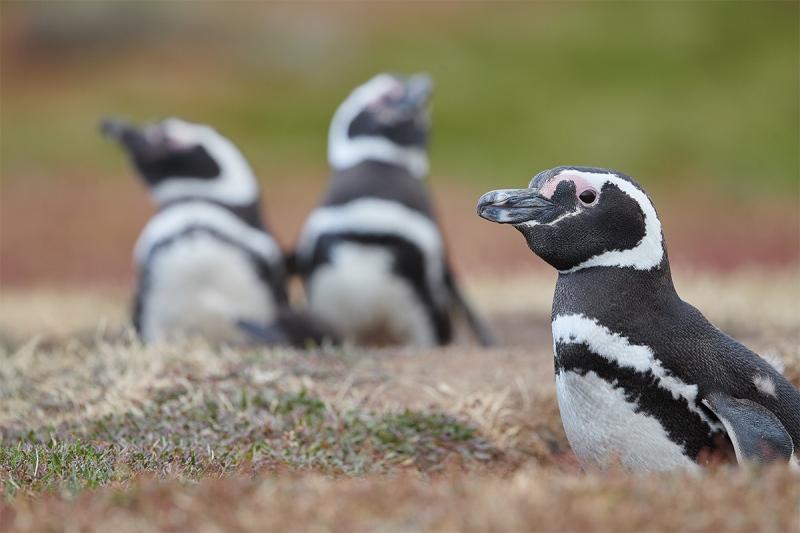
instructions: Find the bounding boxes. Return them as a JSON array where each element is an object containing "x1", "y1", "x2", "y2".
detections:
[
  {"x1": 444, "y1": 269, "x2": 496, "y2": 347},
  {"x1": 237, "y1": 310, "x2": 342, "y2": 349},
  {"x1": 284, "y1": 251, "x2": 301, "y2": 277}
]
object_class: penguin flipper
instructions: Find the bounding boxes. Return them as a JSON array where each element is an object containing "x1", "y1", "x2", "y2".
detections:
[
  {"x1": 702, "y1": 392, "x2": 795, "y2": 465},
  {"x1": 444, "y1": 269, "x2": 496, "y2": 347},
  {"x1": 237, "y1": 319, "x2": 290, "y2": 346},
  {"x1": 237, "y1": 311, "x2": 342, "y2": 349}
]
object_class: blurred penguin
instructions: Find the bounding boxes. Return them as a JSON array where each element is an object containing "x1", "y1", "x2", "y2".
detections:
[
  {"x1": 102, "y1": 116, "x2": 339, "y2": 347},
  {"x1": 294, "y1": 74, "x2": 493, "y2": 347}
]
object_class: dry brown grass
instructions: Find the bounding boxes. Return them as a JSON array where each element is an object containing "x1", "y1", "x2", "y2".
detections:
[
  {"x1": 1, "y1": 268, "x2": 799, "y2": 531},
  {"x1": 3, "y1": 466, "x2": 798, "y2": 532}
]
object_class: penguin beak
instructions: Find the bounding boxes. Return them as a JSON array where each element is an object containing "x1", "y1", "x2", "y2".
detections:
[
  {"x1": 100, "y1": 117, "x2": 171, "y2": 162},
  {"x1": 100, "y1": 117, "x2": 132, "y2": 142},
  {"x1": 403, "y1": 73, "x2": 434, "y2": 109},
  {"x1": 477, "y1": 188, "x2": 557, "y2": 224},
  {"x1": 387, "y1": 73, "x2": 433, "y2": 119}
]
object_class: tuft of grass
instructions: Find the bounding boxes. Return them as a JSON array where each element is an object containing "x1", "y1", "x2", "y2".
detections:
[
  {"x1": 2, "y1": 439, "x2": 124, "y2": 500},
  {"x1": 1, "y1": 387, "x2": 493, "y2": 501}
]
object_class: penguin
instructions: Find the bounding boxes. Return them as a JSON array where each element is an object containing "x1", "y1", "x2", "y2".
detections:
[
  {"x1": 294, "y1": 73, "x2": 493, "y2": 347},
  {"x1": 477, "y1": 166, "x2": 800, "y2": 472},
  {"x1": 102, "y1": 116, "x2": 338, "y2": 347}
]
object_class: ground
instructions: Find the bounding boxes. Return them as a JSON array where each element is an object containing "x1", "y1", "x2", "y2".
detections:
[
  {"x1": 1, "y1": 179, "x2": 798, "y2": 529},
  {"x1": 2, "y1": 3, "x2": 799, "y2": 529}
]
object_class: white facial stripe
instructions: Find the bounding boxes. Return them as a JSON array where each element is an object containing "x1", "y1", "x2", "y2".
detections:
[
  {"x1": 160, "y1": 118, "x2": 206, "y2": 146},
  {"x1": 541, "y1": 170, "x2": 664, "y2": 273},
  {"x1": 552, "y1": 313, "x2": 723, "y2": 430},
  {"x1": 516, "y1": 220, "x2": 541, "y2": 228},
  {"x1": 149, "y1": 119, "x2": 259, "y2": 206},
  {"x1": 297, "y1": 198, "x2": 447, "y2": 307},
  {"x1": 134, "y1": 201, "x2": 282, "y2": 268},
  {"x1": 328, "y1": 74, "x2": 429, "y2": 179},
  {"x1": 515, "y1": 206, "x2": 584, "y2": 230}
]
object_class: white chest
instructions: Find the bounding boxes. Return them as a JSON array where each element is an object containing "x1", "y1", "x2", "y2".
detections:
[
  {"x1": 140, "y1": 232, "x2": 277, "y2": 344},
  {"x1": 555, "y1": 370, "x2": 697, "y2": 472},
  {"x1": 551, "y1": 313, "x2": 718, "y2": 472},
  {"x1": 297, "y1": 198, "x2": 448, "y2": 310},
  {"x1": 306, "y1": 242, "x2": 437, "y2": 347}
]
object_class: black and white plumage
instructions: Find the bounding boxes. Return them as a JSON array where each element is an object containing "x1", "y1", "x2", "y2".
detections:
[
  {"x1": 295, "y1": 73, "x2": 493, "y2": 347},
  {"x1": 103, "y1": 117, "x2": 335, "y2": 347},
  {"x1": 478, "y1": 166, "x2": 800, "y2": 471}
]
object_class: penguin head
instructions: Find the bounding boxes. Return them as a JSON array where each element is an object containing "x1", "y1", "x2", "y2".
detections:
[
  {"x1": 477, "y1": 166, "x2": 665, "y2": 273},
  {"x1": 328, "y1": 73, "x2": 433, "y2": 179},
  {"x1": 101, "y1": 117, "x2": 259, "y2": 206}
]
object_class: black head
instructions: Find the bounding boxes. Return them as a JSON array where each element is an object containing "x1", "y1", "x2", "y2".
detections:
[
  {"x1": 101, "y1": 117, "x2": 259, "y2": 206},
  {"x1": 101, "y1": 117, "x2": 220, "y2": 185},
  {"x1": 345, "y1": 73, "x2": 432, "y2": 148},
  {"x1": 328, "y1": 73, "x2": 434, "y2": 178},
  {"x1": 477, "y1": 166, "x2": 665, "y2": 273}
]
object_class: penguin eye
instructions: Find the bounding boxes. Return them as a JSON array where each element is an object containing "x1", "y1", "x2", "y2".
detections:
[{"x1": 578, "y1": 189, "x2": 597, "y2": 205}]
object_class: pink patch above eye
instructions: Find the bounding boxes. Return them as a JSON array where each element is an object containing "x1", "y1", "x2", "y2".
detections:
[
  {"x1": 167, "y1": 138, "x2": 192, "y2": 150},
  {"x1": 368, "y1": 83, "x2": 405, "y2": 109},
  {"x1": 144, "y1": 127, "x2": 165, "y2": 144},
  {"x1": 539, "y1": 173, "x2": 597, "y2": 200}
]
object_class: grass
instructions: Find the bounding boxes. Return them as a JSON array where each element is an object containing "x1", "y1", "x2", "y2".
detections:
[
  {"x1": 0, "y1": 271, "x2": 798, "y2": 530},
  {"x1": 1, "y1": 3, "x2": 798, "y2": 526},
  {"x1": 2, "y1": 456, "x2": 798, "y2": 532},
  {"x1": 0, "y1": 333, "x2": 503, "y2": 501},
  {"x1": 2, "y1": 391, "x2": 491, "y2": 500}
]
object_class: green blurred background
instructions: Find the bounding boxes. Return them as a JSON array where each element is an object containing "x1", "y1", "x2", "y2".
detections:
[
  {"x1": 1, "y1": 1, "x2": 798, "y2": 286},
  {"x1": 3, "y1": 1, "x2": 798, "y2": 193}
]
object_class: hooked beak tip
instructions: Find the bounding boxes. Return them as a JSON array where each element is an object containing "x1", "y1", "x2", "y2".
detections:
[
  {"x1": 477, "y1": 188, "x2": 555, "y2": 225},
  {"x1": 100, "y1": 117, "x2": 130, "y2": 141},
  {"x1": 477, "y1": 190, "x2": 511, "y2": 222}
]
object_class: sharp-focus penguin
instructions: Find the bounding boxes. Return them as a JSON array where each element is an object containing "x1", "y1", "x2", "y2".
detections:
[
  {"x1": 102, "y1": 117, "x2": 337, "y2": 347},
  {"x1": 478, "y1": 166, "x2": 800, "y2": 472},
  {"x1": 295, "y1": 73, "x2": 493, "y2": 347}
]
